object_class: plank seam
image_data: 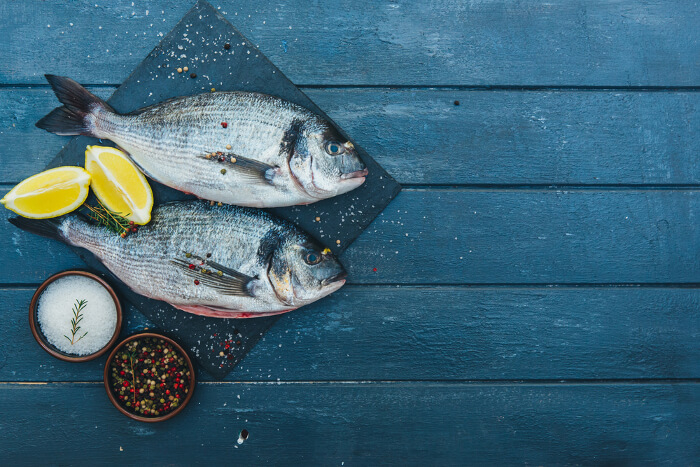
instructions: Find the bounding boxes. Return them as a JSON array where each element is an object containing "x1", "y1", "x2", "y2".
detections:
[
  {"x1": 1, "y1": 83, "x2": 699, "y2": 92},
  {"x1": 3, "y1": 283, "x2": 700, "y2": 289},
  {"x1": 1, "y1": 379, "x2": 699, "y2": 386},
  {"x1": 5, "y1": 183, "x2": 700, "y2": 192}
]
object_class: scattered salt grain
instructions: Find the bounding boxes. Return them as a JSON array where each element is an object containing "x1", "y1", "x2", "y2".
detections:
[{"x1": 37, "y1": 275, "x2": 117, "y2": 356}]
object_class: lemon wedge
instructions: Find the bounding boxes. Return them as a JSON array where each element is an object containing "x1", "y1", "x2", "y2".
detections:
[
  {"x1": 1, "y1": 166, "x2": 91, "y2": 219},
  {"x1": 85, "y1": 146, "x2": 153, "y2": 225}
]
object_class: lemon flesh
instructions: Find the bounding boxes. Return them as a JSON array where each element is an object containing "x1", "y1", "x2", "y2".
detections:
[
  {"x1": 1, "y1": 166, "x2": 91, "y2": 219},
  {"x1": 85, "y1": 146, "x2": 153, "y2": 225}
]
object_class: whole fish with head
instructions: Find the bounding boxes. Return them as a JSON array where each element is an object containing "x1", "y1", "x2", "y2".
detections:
[
  {"x1": 36, "y1": 75, "x2": 368, "y2": 207},
  {"x1": 10, "y1": 201, "x2": 347, "y2": 318}
]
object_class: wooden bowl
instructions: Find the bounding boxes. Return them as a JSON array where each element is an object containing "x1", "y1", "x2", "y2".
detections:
[
  {"x1": 29, "y1": 270, "x2": 123, "y2": 362},
  {"x1": 104, "y1": 332, "x2": 196, "y2": 423}
]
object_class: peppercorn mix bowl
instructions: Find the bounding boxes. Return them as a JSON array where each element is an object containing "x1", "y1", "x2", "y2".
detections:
[{"x1": 104, "y1": 333, "x2": 196, "y2": 422}]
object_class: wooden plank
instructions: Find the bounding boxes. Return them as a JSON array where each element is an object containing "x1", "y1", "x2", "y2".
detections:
[
  {"x1": 0, "y1": 1, "x2": 697, "y2": 86},
  {"x1": 1, "y1": 287, "x2": 698, "y2": 382},
  {"x1": 2, "y1": 88, "x2": 699, "y2": 185},
  {"x1": 0, "y1": 382, "x2": 697, "y2": 464},
  {"x1": 3, "y1": 189, "x2": 699, "y2": 284}
]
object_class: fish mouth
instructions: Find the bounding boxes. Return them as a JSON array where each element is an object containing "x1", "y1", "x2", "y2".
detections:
[
  {"x1": 340, "y1": 168, "x2": 369, "y2": 181},
  {"x1": 321, "y1": 270, "x2": 348, "y2": 286}
]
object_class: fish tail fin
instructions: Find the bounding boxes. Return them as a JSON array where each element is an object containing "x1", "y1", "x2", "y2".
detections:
[
  {"x1": 8, "y1": 216, "x2": 67, "y2": 243},
  {"x1": 35, "y1": 75, "x2": 114, "y2": 136}
]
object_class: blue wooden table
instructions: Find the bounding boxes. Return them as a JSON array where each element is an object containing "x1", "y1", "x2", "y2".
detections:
[{"x1": 0, "y1": 1, "x2": 698, "y2": 464}]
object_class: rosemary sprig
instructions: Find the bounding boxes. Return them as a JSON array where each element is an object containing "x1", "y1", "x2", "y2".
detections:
[
  {"x1": 64, "y1": 299, "x2": 88, "y2": 345},
  {"x1": 128, "y1": 349, "x2": 138, "y2": 405},
  {"x1": 83, "y1": 199, "x2": 132, "y2": 236}
]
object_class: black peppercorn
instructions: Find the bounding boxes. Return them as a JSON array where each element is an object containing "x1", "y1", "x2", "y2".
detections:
[
  {"x1": 190, "y1": 73, "x2": 197, "y2": 79},
  {"x1": 224, "y1": 43, "x2": 231, "y2": 49}
]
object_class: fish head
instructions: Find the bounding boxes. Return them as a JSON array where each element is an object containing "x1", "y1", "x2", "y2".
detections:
[
  {"x1": 289, "y1": 123, "x2": 367, "y2": 199},
  {"x1": 269, "y1": 239, "x2": 347, "y2": 306}
]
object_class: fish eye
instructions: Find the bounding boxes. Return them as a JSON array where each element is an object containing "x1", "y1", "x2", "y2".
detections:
[
  {"x1": 324, "y1": 141, "x2": 345, "y2": 156},
  {"x1": 305, "y1": 252, "x2": 321, "y2": 265}
]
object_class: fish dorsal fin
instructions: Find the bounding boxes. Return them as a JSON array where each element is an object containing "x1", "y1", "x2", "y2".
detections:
[
  {"x1": 171, "y1": 257, "x2": 254, "y2": 297},
  {"x1": 200, "y1": 152, "x2": 279, "y2": 185}
]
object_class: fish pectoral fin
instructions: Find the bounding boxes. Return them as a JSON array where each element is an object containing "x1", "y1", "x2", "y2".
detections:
[
  {"x1": 171, "y1": 258, "x2": 254, "y2": 297},
  {"x1": 230, "y1": 155, "x2": 279, "y2": 185},
  {"x1": 202, "y1": 152, "x2": 278, "y2": 185}
]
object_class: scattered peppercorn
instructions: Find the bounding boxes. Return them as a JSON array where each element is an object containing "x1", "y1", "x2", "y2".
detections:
[
  {"x1": 183, "y1": 66, "x2": 189, "y2": 72},
  {"x1": 454, "y1": 100, "x2": 460, "y2": 106},
  {"x1": 226, "y1": 144, "x2": 232, "y2": 150},
  {"x1": 224, "y1": 43, "x2": 231, "y2": 49},
  {"x1": 221, "y1": 168, "x2": 227, "y2": 174},
  {"x1": 221, "y1": 122, "x2": 228, "y2": 128},
  {"x1": 211, "y1": 88, "x2": 216, "y2": 92},
  {"x1": 190, "y1": 73, "x2": 197, "y2": 79},
  {"x1": 206, "y1": 253, "x2": 212, "y2": 258},
  {"x1": 230, "y1": 157, "x2": 237, "y2": 163},
  {"x1": 336, "y1": 239, "x2": 341, "y2": 244},
  {"x1": 185, "y1": 252, "x2": 192, "y2": 258},
  {"x1": 315, "y1": 217, "x2": 321, "y2": 222},
  {"x1": 177, "y1": 67, "x2": 183, "y2": 73}
]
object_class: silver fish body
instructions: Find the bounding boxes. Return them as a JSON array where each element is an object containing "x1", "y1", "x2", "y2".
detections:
[
  {"x1": 37, "y1": 75, "x2": 368, "y2": 207},
  {"x1": 12, "y1": 202, "x2": 347, "y2": 318}
]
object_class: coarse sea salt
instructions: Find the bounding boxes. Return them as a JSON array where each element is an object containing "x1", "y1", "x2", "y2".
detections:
[{"x1": 37, "y1": 276, "x2": 117, "y2": 356}]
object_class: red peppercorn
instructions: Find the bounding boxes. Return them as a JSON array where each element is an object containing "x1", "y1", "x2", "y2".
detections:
[
  {"x1": 123, "y1": 381, "x2": 129, "y2": 387},
  {"x1": 221, "y1": 122, "x2": 228, "y2": 128},
  {"x1": 373, "y1": 267, "x2": 377, "y2": 272},
  {"x1": 166, "y1": 390, "x2": 170, "y2": 395},
  {"x1": 188, "y1": 264, "x2": 195, "y2": 269},
  {"x1": 194, "y1": 280, "x2": 200, "y2": 285},
  {"x1": 129, "y1": 221, "x2": 135, "y2": 226},
  {"x1": 120, "y1": 370, "x2": 125, "y2": 376},
  {"x1": 130, "y1": 388, "x2": 134, "y2": 393},
  {"x1": 175, "y1": 394, "x2": 180, "y2": 399}
]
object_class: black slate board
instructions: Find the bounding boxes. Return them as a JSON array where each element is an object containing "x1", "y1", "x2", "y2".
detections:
[{"x1": 43, "y1": 1, "x2": 400, "y2": 379}]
